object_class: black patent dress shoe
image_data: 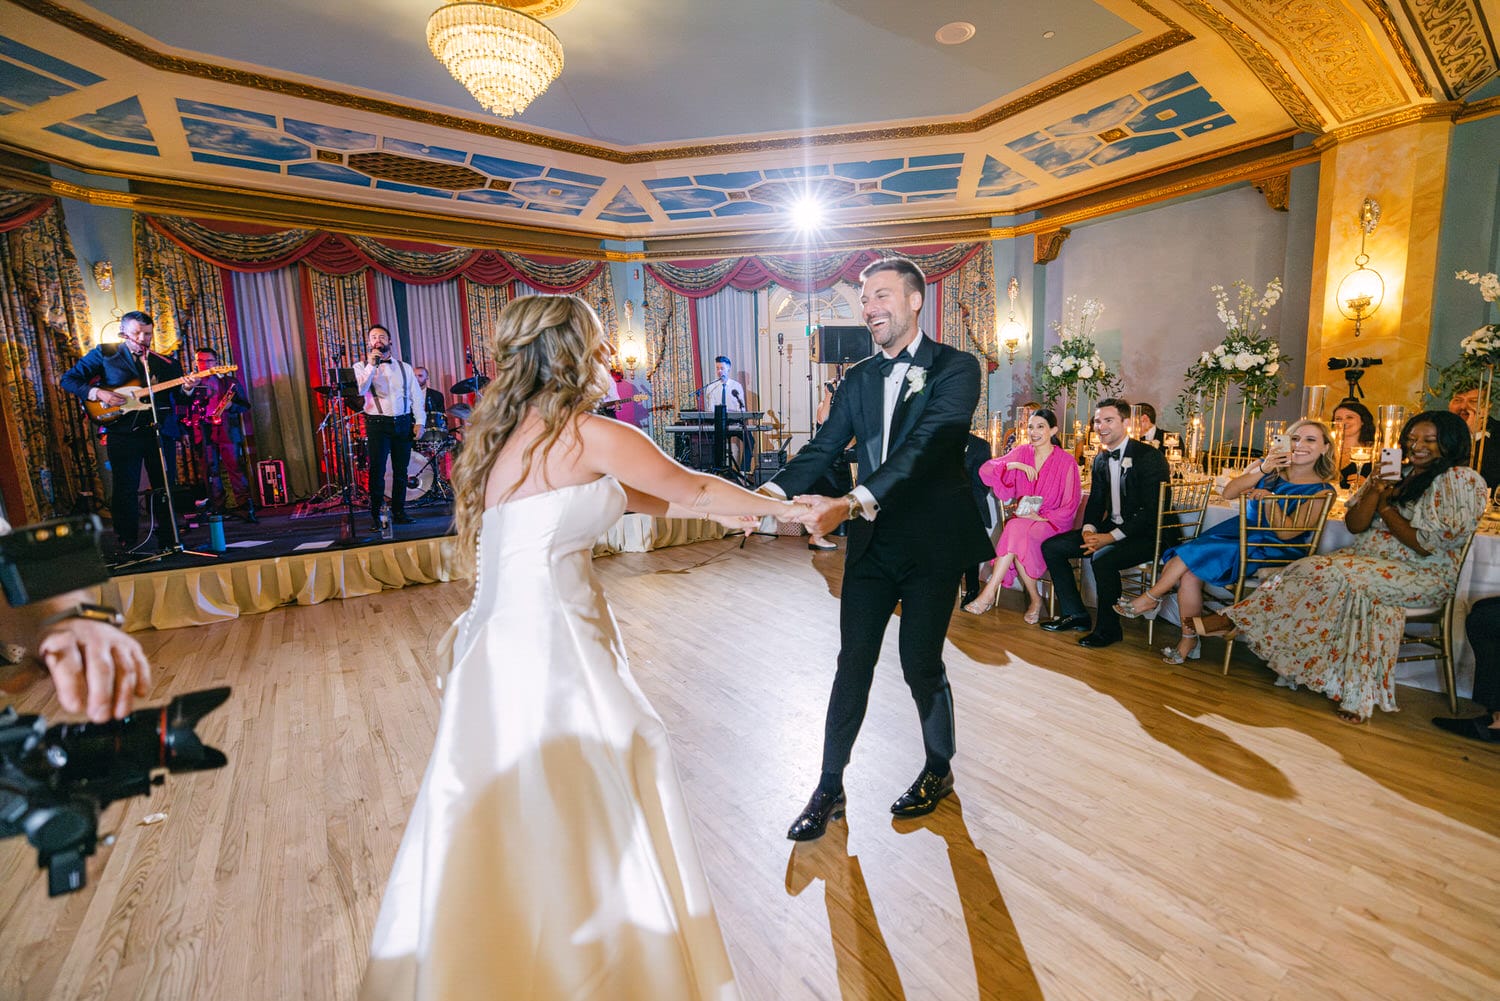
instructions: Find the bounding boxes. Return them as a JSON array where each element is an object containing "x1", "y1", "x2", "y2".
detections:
[
  {"x1": 786, "y1": 788, "x2": 847, "y2": 841},
  {"x1": 890, "y1": 768, "x2": 955, "y2": 818},
  {"x1": 392, "y1": 512, "x2": 415, "y2": 525},
  {"x1": 1078, "y1": 631, "x2": 1122, "y2": 648},
  {"x1": 1040, "y1": 613, "x2": 1091, "y2": 633},
  {"x1": 1432, "y1": 714, "x2": 1498, "y2": 742}
]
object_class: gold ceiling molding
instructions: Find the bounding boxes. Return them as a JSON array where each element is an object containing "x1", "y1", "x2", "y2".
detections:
[
  {"x1": 1399, "y1": 0, "x2": 1499, "y2": 98},
  {"x1": 1225, "y1": 0, "x2": 1409, "y2": 121},
  {"x1": 1361, "y1": 0, "x2": 1435, "y2": 97},
  {"x1": 1034, "y1": 228, "x2": 1071, "y2": 265},
  {"x1": 16, "y1": 0, "x2": 1191, "y2": 165},
  {"x1": 1252, "y1": 172, "x2": 1291, "y2": 210},
  {"x1": 1327, "y1": 98, "x2": 1462, "y2": 140},
  {"x1": 1171, "y1": 0, "x2": 1326, "y2": 131},
  {"x1": 1458, "y1": 94, "x2": 1500, "y2": 121}
]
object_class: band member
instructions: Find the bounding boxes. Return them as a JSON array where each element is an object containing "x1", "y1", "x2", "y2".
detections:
[
  {"x1": 703, "y1": 355, "x2": 746, "y2": 411},
  {"x1": 186, "y1": 347, "x2": 257, "y2": 523},
  {"x1": 60, "y1": 310, "x2": 198, "y2": 554},
  {"x1": 415, "y1": 366, "x2": 445, "y2": 426},
  {"x1": 354, "y1": 324, "x2": 426, "y2": 528}
]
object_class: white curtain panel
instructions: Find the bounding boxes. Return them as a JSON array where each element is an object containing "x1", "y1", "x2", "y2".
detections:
[
  {"x1": 695, "y1": 286, "x2": 759, "y2": 408},
  {"x1": 920, "y1": 286, "x2": 938, "y2": 343},
  {"x1": 404, "y1": 280, "x2": 467, "y2": 404},
  {"x1": 373, "y1": 272, "x2": 401, "y2": 354},
  {"x1": 230, "y1": 268, "x2": 319, "y2": 498}
]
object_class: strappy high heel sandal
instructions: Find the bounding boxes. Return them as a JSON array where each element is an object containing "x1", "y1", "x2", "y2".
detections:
[
  {"x1": 1115, "y1": 592, "x2": 1163, "y2": 621},
  {"x1": 1160, "y1": 629, "x2": 1200, "y2": 665}
]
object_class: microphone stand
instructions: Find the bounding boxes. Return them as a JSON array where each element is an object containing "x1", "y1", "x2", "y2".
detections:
[{"x1": 114, "y1": 350, "x2": 217, "y2": 569}]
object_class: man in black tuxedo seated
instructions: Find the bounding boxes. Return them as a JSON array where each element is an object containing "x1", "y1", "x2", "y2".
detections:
[
  {"x1": 762, "y1": 256, "x2": 992, "y2": 841},
  {"x1": 1040, "y1": 398, "x2": 1172, "y2": 648}
]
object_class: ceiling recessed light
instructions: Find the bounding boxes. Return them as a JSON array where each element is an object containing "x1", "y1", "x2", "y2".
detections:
[
  {"x1": 936, "y1": 21, "x2": 976, "y2": 45},
  {"x1": 1042, "y1": 30, "x2": 1056, "y2": 39}
]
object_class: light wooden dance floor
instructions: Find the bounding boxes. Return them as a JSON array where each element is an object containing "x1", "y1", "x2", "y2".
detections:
[{"x1": 1, "y1": 535, "x2": 1497, "y2": 1000}]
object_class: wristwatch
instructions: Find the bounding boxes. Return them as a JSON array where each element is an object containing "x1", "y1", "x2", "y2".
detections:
[
  {"x1": 39, "y1": 603, "x2": 123, "y2": 631},
  {"x1": 843, "y1": 493, "x2": 863, "y2": 521}
]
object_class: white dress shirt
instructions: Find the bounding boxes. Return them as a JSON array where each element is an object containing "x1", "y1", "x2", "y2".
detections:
[
  {"x1": 1082, "y1": 443, "x2": 1128, "y2": 541},
  {"x1": 848, "y1": 330, "x2": 926, "y2": 520},
  {"x1": 703, "y1": 377, "x2": 746, "y2": 412},
  {"x1": 354, "y1": 358, "x2": 426, "y2": 428}
]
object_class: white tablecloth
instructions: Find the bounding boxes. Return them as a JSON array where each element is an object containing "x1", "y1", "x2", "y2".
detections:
[{"x1": 593, "y1": 514, "x2": 726, "y2": 556}]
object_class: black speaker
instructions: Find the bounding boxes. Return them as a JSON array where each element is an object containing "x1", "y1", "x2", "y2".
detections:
[{"x1": 818, "y1": 325, "x2": 872, "y2": 364}]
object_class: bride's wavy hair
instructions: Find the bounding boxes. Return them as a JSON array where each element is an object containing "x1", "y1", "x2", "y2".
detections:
[{"x1": 448, "y1": 294, "x2": 610, "y2": 574}]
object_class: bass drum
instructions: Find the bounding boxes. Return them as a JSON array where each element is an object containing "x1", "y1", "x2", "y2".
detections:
[{"x1": 383, "y1": 457, "x2": 436, "y2": 503}]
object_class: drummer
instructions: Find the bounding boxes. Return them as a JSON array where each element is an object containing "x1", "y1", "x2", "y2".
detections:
[{"x1": 415, "y1": 366, "x2": 445, "y2": 430}]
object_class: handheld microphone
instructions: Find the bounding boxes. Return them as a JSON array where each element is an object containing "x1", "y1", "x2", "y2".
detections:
[{"x1": 1327, "y1": 356, "x2": 1382, "y2": 370}]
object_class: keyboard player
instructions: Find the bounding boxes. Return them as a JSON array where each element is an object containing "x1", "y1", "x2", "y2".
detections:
[{"x1": 704, "y1": 355, "x2": 746, "y2": 412}]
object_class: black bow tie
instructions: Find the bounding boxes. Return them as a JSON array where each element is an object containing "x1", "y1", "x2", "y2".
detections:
[
  {"x1": 874, "y1": 353, "x2": 905, "y2": 378},
  {"x1": 1106, "y1": 449, "x2": 1124, "y2": 462}
]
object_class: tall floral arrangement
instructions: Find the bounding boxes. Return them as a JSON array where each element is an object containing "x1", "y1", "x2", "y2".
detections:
[
  {"x1": 1430, "y1": 270, "x2": 1499, "y2": 405},
  {"x1": 1032, "y1": 295, "x2": 1121, "y2": 405},
  {"x1": 1178, "y1": 278, "x2": 1290, "y2": 419}
]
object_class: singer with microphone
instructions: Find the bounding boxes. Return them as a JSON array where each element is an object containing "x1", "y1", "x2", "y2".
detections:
[
  {"x1": 354, "y1": 323, "x2": 426, "y2": 530},
  {"x1": 704, "y1": 355, "x2": 746, "y2": 413}
]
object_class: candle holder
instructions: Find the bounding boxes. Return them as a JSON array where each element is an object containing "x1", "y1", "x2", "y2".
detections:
[
  {"x1": 1301, "y1": 384, "x2": 1327, "y2": 420},
  {"x1": 1376, "y1": 404, "x2": 1407, "y2": 455},
  {"x1": 988, "y1": 410, "x2": 1007, "y2": 457}
]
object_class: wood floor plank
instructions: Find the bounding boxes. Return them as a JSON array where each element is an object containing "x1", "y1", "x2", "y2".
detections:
[{"x1": 0, "y1": 534, "x2": 1496, "y2": 1000}]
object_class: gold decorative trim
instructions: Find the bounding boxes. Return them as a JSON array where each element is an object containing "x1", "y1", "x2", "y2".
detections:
[
  {"x1": 499, "y1": 0, "x2": 581, "y2": 17},
  {"x1": 1457, "y1": 94, "x2": 1500, "y2": 122},
  {"x1": 1329, "y1": 99, "x2": 1463, "y2": 141},
  {"x1": 1252, "y1": 172, "x2": 1290, "y2": 211},
  {"x1": 1362, "y1": 0, "x2": 1435, "y2": 97},
  {"x1": 1034, "y1": 228, "x2": 1071, "y2": 264},
  {"x1": 16, "y1": 0, "x2": 1192, "y2": 164},
  {"x1": 1172, "y1": 0, "x2": 1326, "y2": 131},
  {"x1": 1399, "y1": 0, "x2": 1499, "y2": 99}
]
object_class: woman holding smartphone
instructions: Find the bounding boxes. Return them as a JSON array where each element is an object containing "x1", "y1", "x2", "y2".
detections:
[
  {"x1": 1331, "y1": 399, "x2": 1375, "y2": 489},
  {"x1": 1117, "y1": 419, "x2": 1337, "y2": 664},
  {"x1": 1192, "y1": 411, "x2": 1486, "y2": 724}
]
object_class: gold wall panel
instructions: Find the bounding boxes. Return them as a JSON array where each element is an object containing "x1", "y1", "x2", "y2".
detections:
[
  {"x1": 1173, "y1": 0, "x2": 1327, "y2": 131},
  {"x1": 1401, "y1": 0, "x2": 1500, "y2": 98}
]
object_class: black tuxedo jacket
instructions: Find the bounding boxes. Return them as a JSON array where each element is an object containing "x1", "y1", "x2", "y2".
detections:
[
  {"x1": 1080, "y1": 437, "x2": 1172, "y2": 542},
  {"x1": 772, "y1": 335, "x2": 991, "y2": 574},
  {"x1": 1481, "y1": 417, "x2": 1500, "y2": 490},
  {"x1": 61, "y1": 343, "x2": 185, "y2": 435}
]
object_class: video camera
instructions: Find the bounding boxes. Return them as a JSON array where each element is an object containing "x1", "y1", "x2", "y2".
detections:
[
  {"x1": 0, "y1": 513, "x2": 232, "y2": 896},
  {"x1": 0, "y1": 688, "x2": 229, "y2": 895}
]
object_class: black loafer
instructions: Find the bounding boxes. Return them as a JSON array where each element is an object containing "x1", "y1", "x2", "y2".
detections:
[
  {"x1": 786, "y1": 789, "x2": 846, "y2": 841},
  {"x1": 890, "y1": 768, "x2": 954, "y2": 818},
  {"x1": 1432, "y1": 714, "x2": 1498, "y2": 742},
  {"x1": 1041, "y1": 613, "x2": 1091, "y2": 633},
  {"x1": 1078, "y1": 631, "x2": 1122, "y2": 648},
  {"x1": 392, "y1": 513, "x2": 415, "y2": 525}
]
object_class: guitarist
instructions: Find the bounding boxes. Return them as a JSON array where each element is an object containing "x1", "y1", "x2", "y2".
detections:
[
  {"x1": 61, "y1": 310, "x2": 199, "y2": 554},
  {"x1": 185, "y1": 347, "x2": 256, "y2": 524}
]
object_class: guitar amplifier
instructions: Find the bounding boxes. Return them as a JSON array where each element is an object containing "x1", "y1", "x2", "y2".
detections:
[
  {"x1": 757, "y1": 448, "x2": 787, "y2": 472},
  {"x1": 257, "y1": 459, "x2": 287, "y2": 506}
]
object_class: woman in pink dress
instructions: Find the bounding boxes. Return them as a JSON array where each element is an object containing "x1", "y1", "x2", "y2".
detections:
[{"x1": 964, "y1": 409, "x2": 1082, "y2": 623}]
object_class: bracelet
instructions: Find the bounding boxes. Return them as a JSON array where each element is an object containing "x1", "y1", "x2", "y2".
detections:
[{"x1": 39, "y1": 602, "x2": 123, "y2": 632}]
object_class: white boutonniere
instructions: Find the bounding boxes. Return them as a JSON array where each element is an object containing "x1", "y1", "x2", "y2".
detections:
[
  {"x1": 903, "y1": 366, "x2": 927, "y2": 401},
  {"x1": 1120, "y1": 457, "x2": 1134, "y2": 470}
]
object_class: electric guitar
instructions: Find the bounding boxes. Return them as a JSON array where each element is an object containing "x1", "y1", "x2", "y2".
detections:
[{"x1": 83, "y1": 365, "x2": 238, "y2": 425}]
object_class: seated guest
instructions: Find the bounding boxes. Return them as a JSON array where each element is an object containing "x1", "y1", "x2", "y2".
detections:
[
  {"x1": 1118, "y1": 419, "x2": 1336, "y2": 664},
  {"x1": 1432, "y1": 595, "x2": 1500, "y2": 742},
  {"x1": 1331, "y1": 398, "x2": 1375, "y2": 489},
  {"x1": 964, "y1": 410, "x2": 1081, "y2": 623},
  {"x1": 1448, "y1": 386, "x2": 1500, "y2": 489},
  {"x1": 960, "y1": 430, "x2": 997, "y2": 605},
  {"x1": 1040, "y1": 399, "x2": 1172, "y2": 648},
  {"x1": 1194, "y1": 411, "x2": 1487, "y2": 723},
  {"x1": 1135, "y1": 403, "x2": 1167, "y2": 448}
]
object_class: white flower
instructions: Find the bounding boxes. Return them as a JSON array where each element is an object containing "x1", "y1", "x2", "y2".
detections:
[
  {"x1": 1078, "y1": 365, "x2": 1095, "y2": 379},
  {"x1": 1213, "y1": 344, "x2": 1227, "y2": 356},
  {"x1": 903, "y1": 366, "x2": 927, "y2": 400},
  {"x1": 1050, "y1": 365, "x2": 1064, "y2": 377},
  {"x1": 1063, "y1": 356, "x2": 1077, "y2": 370},
  {"x1": 1218, "y1": 355, "x2": 1235, "y2": 369},
  {"x1": 1200, "y1": 351, "x2": 1212, "y2": 365},
  {"x1": 1234, "y1": 352, "x2": 1255, "y2": 370},
  {"x1": 1120, "y1": 457, "x2": 1133, "y2": 470}
]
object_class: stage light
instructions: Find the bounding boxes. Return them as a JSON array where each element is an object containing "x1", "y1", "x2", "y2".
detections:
[{"x1": 790, "y1": 194, "x2": 824, "y2": 233}]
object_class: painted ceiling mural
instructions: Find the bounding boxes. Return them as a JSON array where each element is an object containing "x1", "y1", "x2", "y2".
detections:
[{"x1": 0, "y1": 1, "x2": 1489, "y2": 240}]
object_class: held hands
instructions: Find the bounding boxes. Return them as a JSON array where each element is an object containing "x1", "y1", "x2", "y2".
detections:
[
  {"x1": 793, "y1": 494, "x2": 853, "y2": 538},
  {"x1": 36, "y1": 618, "x2": 152, "y2": 722},
  {"x1": 1080, "y1": 530, "x2": 1114, "y2": 555}
]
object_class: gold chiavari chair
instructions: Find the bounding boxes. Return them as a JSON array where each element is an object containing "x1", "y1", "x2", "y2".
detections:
[
  {"x1": 1396, "y1": 531, "x2": 1479, "y2": 715},
  {"x1": 1117, "y1": 477, "x2": 1215, "y2": 646}
]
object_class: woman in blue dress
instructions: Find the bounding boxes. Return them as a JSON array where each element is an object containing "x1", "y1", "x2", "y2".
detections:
[{"x1": 1117, "y1": 418, "x2": 1337, "y2": 664}]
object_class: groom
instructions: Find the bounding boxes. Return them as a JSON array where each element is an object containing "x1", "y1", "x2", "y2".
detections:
[{"x1": 766, "y1": 256, "x2": 992, "y2": 840}]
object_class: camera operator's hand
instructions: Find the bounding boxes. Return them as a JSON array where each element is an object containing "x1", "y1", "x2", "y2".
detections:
[{"x1": 36, "y1": 616, "x2": 151, "y2": 722}]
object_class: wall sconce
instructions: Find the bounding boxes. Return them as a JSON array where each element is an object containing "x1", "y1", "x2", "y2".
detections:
[
  {"x1": 616, "y1": 300, "x2": 647, "y2": 375},
  {"x1": 997, "y1": 276, "x2": 1026, "y2": 364},
  {"x1": 92, "y1": 260, "x2": 114, "y2": 293},
  {"x1": 1336, "y1": 197, "x2": 1384, "y2": 337}
]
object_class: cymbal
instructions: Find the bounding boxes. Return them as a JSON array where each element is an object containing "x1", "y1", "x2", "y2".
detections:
[
  {"x1": 447, "y1": 403, "x2": 472, "y2": 421},
  {"x1": 449, "y1": 375, "x2": 490, "y2": 395}
]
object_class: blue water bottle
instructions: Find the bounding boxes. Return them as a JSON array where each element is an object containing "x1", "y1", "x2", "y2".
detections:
[{"x1": 208, "y1": 514, "x2": 227, "y2": 552}]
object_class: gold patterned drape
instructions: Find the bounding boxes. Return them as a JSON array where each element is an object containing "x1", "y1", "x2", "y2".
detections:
[
  {"x1": 0, "y1": 197, "x2": 105, "y2": 521},
  {"x1": 306, "y1": 268, "x2": 372, "y2": 378},
  {"x1": 940, "y1": 242, "x2": 997, "y2": 431},
  {"x1": 462, "y1": 280, "x2": 510, "y2": 378},
  {"x1": 642, "y1": 276, "x2": 695, "y2": 453},
  {"x1": 134, "y1": 216, "x2": 233, "y2": 359}
]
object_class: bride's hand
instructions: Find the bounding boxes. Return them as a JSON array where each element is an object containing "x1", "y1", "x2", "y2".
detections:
[{"x1": 710, "y1": 512, "x2": 759, "y2": 532}]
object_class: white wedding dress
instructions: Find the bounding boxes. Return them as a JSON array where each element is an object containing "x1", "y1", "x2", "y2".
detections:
[{"x1": 360, "y1": 476, "x2": 738, "y2": 1001}]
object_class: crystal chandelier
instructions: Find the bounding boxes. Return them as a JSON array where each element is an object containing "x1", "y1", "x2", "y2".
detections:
[{"x1": 427, "y1": 0, "x2": 570, "y2": 118}]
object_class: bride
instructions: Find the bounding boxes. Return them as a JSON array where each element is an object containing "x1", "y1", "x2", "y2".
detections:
[{"x1": 360, "y1": 295, "x2": 805, "y2": 1000}]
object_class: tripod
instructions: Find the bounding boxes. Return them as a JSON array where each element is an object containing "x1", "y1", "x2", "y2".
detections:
[{"x1": 114, "y1": 354, "x2": 216, "y2": 570}]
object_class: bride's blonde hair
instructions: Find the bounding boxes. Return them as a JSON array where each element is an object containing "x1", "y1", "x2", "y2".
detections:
[{"x1": 448, "y1": 294, "x2": 610, "y2": 574}]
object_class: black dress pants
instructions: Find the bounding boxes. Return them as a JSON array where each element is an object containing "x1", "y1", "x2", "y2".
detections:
[
  {"x1": 822, "y1": 546, "x2": 961, "y2": 775},
  {"x1": 1040, "y1": 528, "x2": 1157, "y2": 635},
  {"x1": 106, "y1": 427, "x2": 171, "y2": 547},
  {"x1": 366, "y1": 413, "x2": 414, "y2": 518},
  {"x1": 1467, "y1": 595, "x2": 1500, "y2": 714}
]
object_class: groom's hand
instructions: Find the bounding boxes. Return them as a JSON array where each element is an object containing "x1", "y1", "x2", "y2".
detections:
[{"x1": 795, "y1": 495, "x2": 849, "y2": 538}]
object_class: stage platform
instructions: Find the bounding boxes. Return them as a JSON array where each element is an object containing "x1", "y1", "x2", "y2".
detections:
[{"x1": 96, "y1": 500, "x2": 725, "y2": 632}]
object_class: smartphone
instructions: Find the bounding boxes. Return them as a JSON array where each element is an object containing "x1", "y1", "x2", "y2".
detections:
[
  {"x1": 1379, "y1": 446, "x2": 1402, "y2": 479},
  {"x1": 0, "y1": 515, "x2": 108, "y2": 606},
  {"x1": 1271, "y1": 433, "x2": 1291, "y2": 454}
]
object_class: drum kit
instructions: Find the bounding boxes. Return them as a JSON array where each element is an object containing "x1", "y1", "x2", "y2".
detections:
[{"x1": 310, "y1": 372, "x2": 491, "y2": 510}]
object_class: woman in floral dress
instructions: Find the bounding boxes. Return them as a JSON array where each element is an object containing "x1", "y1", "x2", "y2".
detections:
[{"x1": 1194, "y1": 411, "x2": 1486, "y2": 723}]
